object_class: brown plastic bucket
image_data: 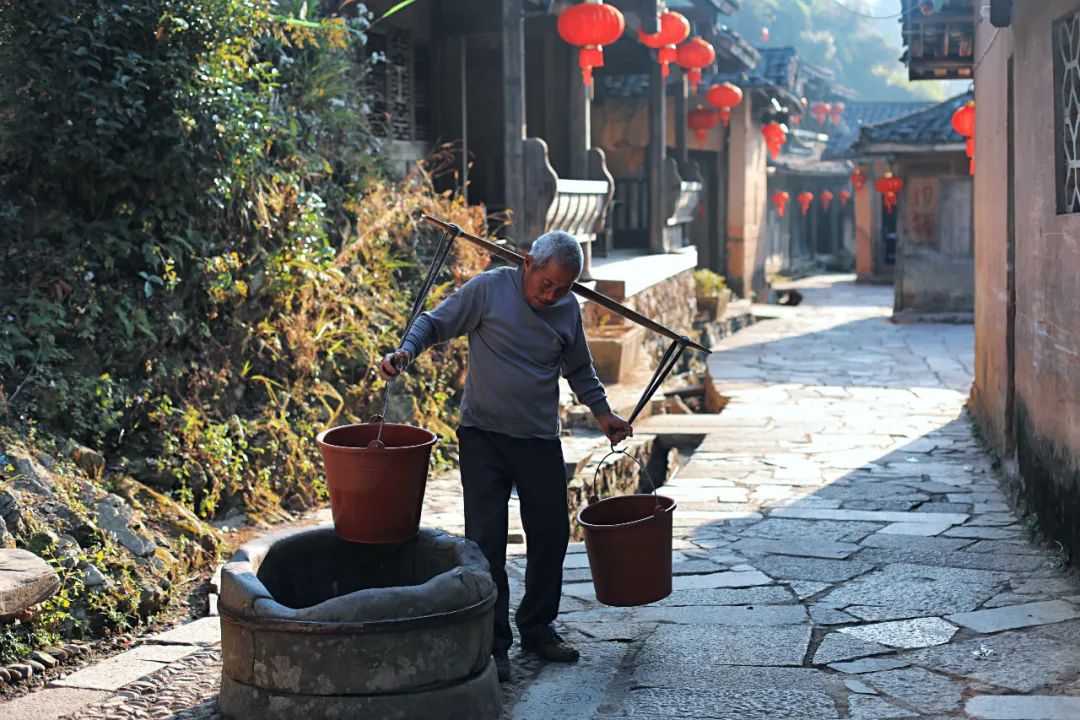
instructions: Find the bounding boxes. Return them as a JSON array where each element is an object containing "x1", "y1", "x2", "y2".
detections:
[
  {"x1": 576, "y1": 449, "x2": 677, "y2": 607},
  {"x1": 315, "y1": 422, "x2": 437, "y2": 543}
]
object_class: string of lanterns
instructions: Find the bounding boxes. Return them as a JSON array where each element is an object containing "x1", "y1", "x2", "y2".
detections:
[
  {"x1": 951, "y1": 100, "x2": 975, "y2": 176},
  {"x1": 769, "y1": 183, "x2": 859, "y2": 217},
  {"x1": 707, "y1": 82, "x2": 743, "y2": 128},
  {"x1": 556, "y1": 1, "x2": 625, "y2": 87},
  {"x1": 761, "y1": 121, "x2": 789, "y2": 160},
  {"x1": 688, "y1": 105, "x2": 719, "y2": 143},
  {"x1": 675, "y1": 37, "x2": 715, "y2": 94},
  {"x1": 637, "y1": 9, "x2": 691, "y2": 78},
  {"x1": 820, "y1": 190, "x2": 834, "y2": 213},
  {"x1": 557, "y1": 2, "x2": 910, "y2": 226},
  {"x1": 771, "y1": 191, "x2": 789, "y2": 217},
  {"x1": 875, "y1": 172, "x2": 905, "y2": 214}
]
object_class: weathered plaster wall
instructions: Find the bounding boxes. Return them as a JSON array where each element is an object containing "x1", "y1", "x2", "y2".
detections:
[
  {"x1": 726, "y1": 101, "x2": 769, "y2": 298},
  {"x1": 593, "y1": 95, "x2": 725, "y2": 176},
  {"x1": 1011, "y1": 1, "x2": 1080, "y2": 558},
  {"x1": 972, "y1": 1, "x2": 1080, "y2": 560},
  {"x1": 893, "y1": 155, "x2": 974, "y2": 316},
  {"x1": 970, "y1": 15, "x2": 1015, "y2": 455}
]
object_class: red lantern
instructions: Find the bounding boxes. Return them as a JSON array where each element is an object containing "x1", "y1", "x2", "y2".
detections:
[
  {"x1": 839, "y1": 190, "x2": 851, "y2": 207},
  {"x1": 637, "y1": 11, "x2": 690, "y2": 78},
  {"x1": 952, "y1": 100, "x2": 975, "y2": 175},
  {"x1": 761, "y1": 26, "x2": 770, "y2": 43},
  {"x1": 811, "y1": 101, "x2": 832, "y2": 125},
  {"x1": 830, "y1": 102, "x2": 845, "y2": 126},
  {"x1": 761, "y1": 121, "x2": 788, "y2": 160},
  {"x1": 706, "y1": 82, "x2": 743, "y2": 128},
  {"x1": 850, "y1": 166, "x2": 867, "y2": 191},
  {"x1": 821, "y1": 190, "x2": 834, "y2": 212},
  {"x1": 875, "y1": 172, "x2": 905, "y2": 214},
  {"x1": 557, "y1": 1, "x2": 626, "y2": 87},
  {"x1": 675, "y1": 37, "x2": 715, "y2": 94},
  {"x1": 797, "y1": 191, "x2": 814, "y2": 216},
  {"x1": 687, "y1": 106, "x2": 718, "y2": 144},
  {"x1": 772, "y1": 191, "x2": 789, "y2": 217}
]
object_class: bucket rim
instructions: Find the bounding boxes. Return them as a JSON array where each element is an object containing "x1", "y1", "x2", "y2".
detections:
[
  {"x1": 316, "y1": 422, "x2": 438, "y2": 453},
  {"x1": 576, "y1": 494, "x2": 677, "y2": 531}
]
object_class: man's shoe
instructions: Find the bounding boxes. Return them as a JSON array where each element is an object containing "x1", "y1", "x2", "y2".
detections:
[
  {"x1": 493, "y1": 650, "x2": 511, "y2": 682},
  {"x1": 521, "y1": 634, "x2": 580, "y2": 663}
]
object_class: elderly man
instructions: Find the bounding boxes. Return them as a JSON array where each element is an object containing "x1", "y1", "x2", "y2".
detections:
[{"x1": 379, "y1": 230, "x2": 632, "y2": 682}]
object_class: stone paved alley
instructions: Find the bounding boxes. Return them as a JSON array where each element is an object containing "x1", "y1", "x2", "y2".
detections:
[{"x1": 4, "y1": 276, "x2": 1079, "y2": 720}]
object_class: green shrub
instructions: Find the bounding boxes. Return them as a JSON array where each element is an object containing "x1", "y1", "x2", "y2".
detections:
[
  {"x1": 693, "y1": 269, "x2": 728, "y2": 298},
  {"x1": 0, "y1": 1, "x2": 489, "y2": 521}
]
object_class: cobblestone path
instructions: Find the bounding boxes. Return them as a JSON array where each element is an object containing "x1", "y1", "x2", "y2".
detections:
[
  {"x1": 504, "y1": 277, "x2": 1080, "y2": 719},
  {"x1": 3, "y1": 275, "x2": 1077, "y2": 720}
]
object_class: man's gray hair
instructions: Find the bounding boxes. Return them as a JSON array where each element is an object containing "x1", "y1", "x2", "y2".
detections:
[{"x1": 530, "y1": 230, "x2": 584, "y2": 279}]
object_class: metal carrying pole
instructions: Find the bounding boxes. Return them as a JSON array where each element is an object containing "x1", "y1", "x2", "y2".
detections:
[{"x1": 417, "y1": 213, "x2": 712, "y2": 356}]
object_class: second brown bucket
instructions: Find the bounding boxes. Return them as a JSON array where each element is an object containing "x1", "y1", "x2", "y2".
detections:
[
  {"x1": 577, "y1": 450, "x2": 677, "y2": 607},
  {"x1": 316, "y1": 421, "x2": 437, "y2": 543}
]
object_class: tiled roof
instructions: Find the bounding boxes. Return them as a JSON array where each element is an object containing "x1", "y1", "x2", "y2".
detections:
[
  {"x1": 711, "y1": 25, "x2": 760, "y2": 72},
  {"x1": 754, "y1": 47, "x2": 798, "y2": 90},
  {"x1": 822, "y1": 101, "x2": 938, "y2": 160},
  {"x1": 856, "y1": 91, "x2": 973, "y2": 147},
  {"x1": 667, "y1": 0, "x2": 740, "y2": 15},
  {"x1": 703, "y1": 46, "x2": 801, "y2": 108}
]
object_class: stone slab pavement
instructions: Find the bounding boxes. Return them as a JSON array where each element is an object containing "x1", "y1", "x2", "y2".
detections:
[{"x1": 2, "y1": 274, "x2": 1078, "y2": 719}]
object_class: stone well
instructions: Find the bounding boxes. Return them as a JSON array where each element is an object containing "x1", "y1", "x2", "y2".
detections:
[{"x1": 218, "y1": 526, "x2": 500, "y2": 719}]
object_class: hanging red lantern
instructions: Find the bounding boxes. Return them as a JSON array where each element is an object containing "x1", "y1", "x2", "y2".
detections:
[
  {"x1": 761, "y1": 121, "x2": 788, "y2": 160},
  {"x1": 687, "y1": 106, "x2": 718, "y2": 144},
  {"x1": 637, "y1": 10, "x2": 690, "y2": 78},
  {"x1": 557, "y1": 1, "x2": 626, "y2": 87},
  {"x1": 772, "y1": 191, "x2": 789, "y2": 217},
  {"x1": 761, "y1": 26, "x2": 770, "y2": 43},
  {"x1": 830, "y1": 102, "x2": 846, "y2": 126},
  {"x1": 839, "y1": 189, "x2": 852, "y2": 207},
  {"x1": 675, "y1": 37, "x2": 715, "y2": 94},
  {"x1": 811, "y1": 101, "x2": 832, "y2": 125},
  {"x1": 797, "y1": 191, "x2": 814, "y2": 216},
  {"x1": 705, "y1": 82, "x2": 743, "y2": 128},
  {"x1": 952, "y1": 100, "x2": 975, "y2": 175},
  {"x1": 875, "y1": 172, "x2": 905, "y2": 214},
  {"x1": 850, "y1": 166, "x2": 867, "y2": 191},
  {"x1": 821, "y1": 190, "x2": 834, "y2": 212}
]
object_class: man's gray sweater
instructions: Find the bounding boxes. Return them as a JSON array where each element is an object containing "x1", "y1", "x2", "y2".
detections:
[{"x1": 401, "y1": 265, "x2": 611, "y2": 439}]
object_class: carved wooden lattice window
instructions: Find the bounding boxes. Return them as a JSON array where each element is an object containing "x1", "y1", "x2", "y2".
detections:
[
  {"x1": 1054, "y1": 9, "x2": 1080, "y2": 214},
  {"x1": 365, "y1": 29, "x2": 430, "y2": 142}
]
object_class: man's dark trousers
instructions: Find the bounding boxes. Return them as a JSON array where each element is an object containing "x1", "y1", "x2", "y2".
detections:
[{"x1": 457, "y1": 426, "x2": 569, "y2": 653}]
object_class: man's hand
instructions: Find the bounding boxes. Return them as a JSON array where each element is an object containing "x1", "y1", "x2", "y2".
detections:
[
  {"x1": 596, "y1": 412, "x2": 633, "y2": 446},
  {"x1": 378, "y1": 348, "x2": 413, "y2": 380}
]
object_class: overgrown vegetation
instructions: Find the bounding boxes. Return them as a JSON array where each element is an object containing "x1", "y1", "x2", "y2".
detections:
[{"x1": 0, "y1": 0, "x2": 487, "y2": 527}]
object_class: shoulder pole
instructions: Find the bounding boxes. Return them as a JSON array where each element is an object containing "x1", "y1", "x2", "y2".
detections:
[{"x1": 417, "y1": 213, "x2": 711, "y2": 356}]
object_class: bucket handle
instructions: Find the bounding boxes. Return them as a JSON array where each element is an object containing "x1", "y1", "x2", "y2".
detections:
[
  {"x1": 589, "y1": 447, "x2": 662, "y2": 512},
  {"x1": 367, "y1": 415, "x2": 387, "y2": 450}
]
